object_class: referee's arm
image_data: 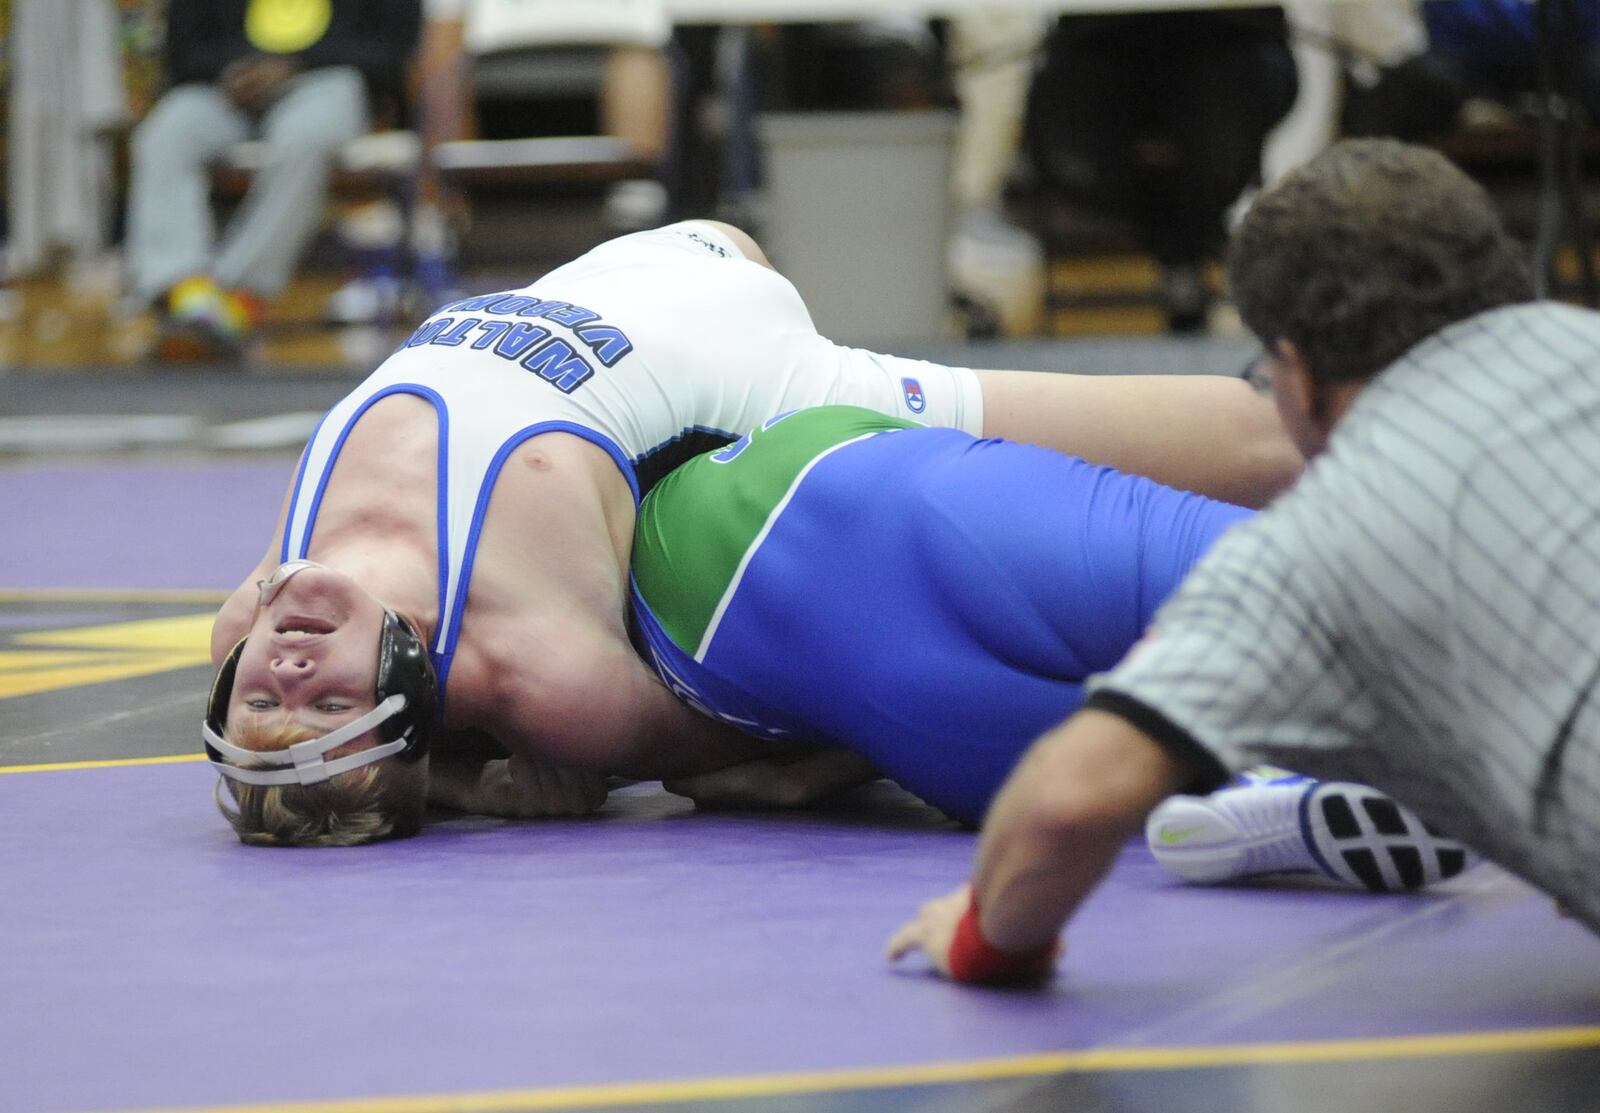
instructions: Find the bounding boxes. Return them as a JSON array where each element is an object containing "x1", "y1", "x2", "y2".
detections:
[
  {"x1": 977, "y1": 702, "x2": 1220, "y2": 953},
  {"x1": 885, "y1": 701, "x2": 1221, "y2": 982}
]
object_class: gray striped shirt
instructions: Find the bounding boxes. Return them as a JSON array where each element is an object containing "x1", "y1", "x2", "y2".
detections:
[{"x1": 1089, "y1": 301, "x2": 1600, "y2": 927}]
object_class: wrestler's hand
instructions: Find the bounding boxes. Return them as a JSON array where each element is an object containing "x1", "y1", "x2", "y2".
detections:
[
  {"x1": 662, "y1": 746, "x2": 879, "y2": 810},
  {"x1": 472, "y1": 754, "x2": 609, "y2": 818},
  {"x1": 884, "y1": 885, "x2": 970, "y2": 978}
]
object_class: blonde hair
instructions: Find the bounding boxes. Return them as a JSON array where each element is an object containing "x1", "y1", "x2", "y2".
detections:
[{"x1": 214, "y1": 718, "x2": 429, "y2": 847}]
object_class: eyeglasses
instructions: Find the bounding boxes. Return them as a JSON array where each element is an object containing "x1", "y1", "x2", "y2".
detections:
[{"x1": 1238, "y1": 351, "x2": 1274, "y2": 396}]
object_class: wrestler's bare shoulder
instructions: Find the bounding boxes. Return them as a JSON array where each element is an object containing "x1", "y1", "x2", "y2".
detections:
[
  {"x1": 465, "y1": 431, "x2": 636, "y2": 592},
  {"x1": 440, "y1": 611, "x2": 647, "y2": 768},
  {"x1": 339, "y1": 393, "x2": 440, "y2": 475}
]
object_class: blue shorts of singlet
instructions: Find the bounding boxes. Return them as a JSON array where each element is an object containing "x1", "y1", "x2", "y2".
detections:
[{"x1": 631, "y1": 427, "x2": 1255, "y2": 825}]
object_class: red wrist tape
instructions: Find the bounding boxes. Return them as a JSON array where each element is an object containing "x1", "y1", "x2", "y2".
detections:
[{"x1": 946, "y1": 895, "x2": 1057, "y2": 986}]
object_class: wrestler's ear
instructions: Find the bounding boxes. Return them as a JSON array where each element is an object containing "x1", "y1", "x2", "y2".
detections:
[{"x1": 1269, "y1": 339, "x2": 1308, "y2": 410}]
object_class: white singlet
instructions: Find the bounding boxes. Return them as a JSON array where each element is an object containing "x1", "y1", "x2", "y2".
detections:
[{"x1": 277, "y1": 221, "x2": 983, "y2": 691}]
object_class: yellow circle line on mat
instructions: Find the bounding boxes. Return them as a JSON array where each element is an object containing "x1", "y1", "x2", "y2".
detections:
[
  {"x1": 105, "y1": 1026, "x2": 1600, "y2": 1113},
  {"x1": 0, "y1": 753, "x2": 206, "y2": 775}
]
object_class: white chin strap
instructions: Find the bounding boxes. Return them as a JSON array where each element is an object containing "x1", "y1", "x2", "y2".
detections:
[
  {"x1": 257, "y1": 559, "x2": 326, "y2": 607},
  {"x1": 205, "y1": 694, "x2": 410, "y2": 787}
]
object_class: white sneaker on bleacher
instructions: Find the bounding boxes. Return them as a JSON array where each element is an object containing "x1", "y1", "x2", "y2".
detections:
[{"x1": 1146, "y1": 767, "x2": 1479, "y2": 892}]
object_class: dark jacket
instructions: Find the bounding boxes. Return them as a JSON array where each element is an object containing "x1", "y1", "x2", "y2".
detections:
[{"x1": 163, "y1": 0, "x2": 422, "y2": 109}]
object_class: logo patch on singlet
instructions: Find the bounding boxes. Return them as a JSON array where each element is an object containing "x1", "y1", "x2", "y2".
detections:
[
  {"x1": 901, "y1": 377, "x2": 926, "y2": 414},
  {"x1": 681, "y1": 229, "x2": 732, "y2": 257}
]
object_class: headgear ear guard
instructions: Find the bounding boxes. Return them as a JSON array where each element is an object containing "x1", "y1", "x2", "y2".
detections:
[{"x1": 202, "y1": 610, "x2": 437, "y2": 787}]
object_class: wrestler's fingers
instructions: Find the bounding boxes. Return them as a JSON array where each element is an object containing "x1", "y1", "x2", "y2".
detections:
[
  {"x1": 660, "y1": 768, "x2": 723, "y2": 797},
  {"x1": 663, "y1": 764, "x2": 771, "y2": 807},
  {"x1": 503, "y1": 755, "x2": 607, "y2": 816},
  {"x1": 551, "y1": 764, "x2": 608, "y2": 813},
  {"x1": 573, "y1": 768, "x2": 609, "y2": 812},
  {"x1": 475, "y1": 759, "x2": 515, "y2": 814}
]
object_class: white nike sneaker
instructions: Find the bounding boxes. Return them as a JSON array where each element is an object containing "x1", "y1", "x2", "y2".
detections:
[{"x1": 1146, "y1": 767, "x2": 1479, "y2": 892}]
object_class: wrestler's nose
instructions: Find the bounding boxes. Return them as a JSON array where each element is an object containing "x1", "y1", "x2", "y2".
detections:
[{"x1": 270, "y1": 654, "x2": 316, "y2": 683}]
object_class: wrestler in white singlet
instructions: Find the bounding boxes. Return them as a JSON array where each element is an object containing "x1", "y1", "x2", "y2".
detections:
[{"x1": 278, "y1": 222, "x2": 983, "y2": 696}]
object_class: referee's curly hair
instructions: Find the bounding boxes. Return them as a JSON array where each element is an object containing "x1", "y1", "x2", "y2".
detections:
[{"x1": 1228, "y1": 137, "x2": 1535, "y2": 385}]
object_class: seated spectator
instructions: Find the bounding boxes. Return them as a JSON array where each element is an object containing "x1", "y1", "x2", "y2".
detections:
[
  {"x1": 1023, "y1": 11, "x2": 1298, "y2": 333},
  {"x1": 412, "y1": 0, "x2": 674, "y2": 243},
  {"x1": 1344, "y1": 0, "x2": 1600, "y2": 140},
  {"x1": 125, "y1": 0, "x2": 421, "y2": 362}
]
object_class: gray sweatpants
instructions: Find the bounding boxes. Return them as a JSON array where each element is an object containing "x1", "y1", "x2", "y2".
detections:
[{"x1": 125, "y1": 65, "x2": 370, "y2": 300}]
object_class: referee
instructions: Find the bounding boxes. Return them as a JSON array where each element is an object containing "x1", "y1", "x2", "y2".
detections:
[{"x1": 888, "y1": 137, "x2": 1600, "y2": 985}]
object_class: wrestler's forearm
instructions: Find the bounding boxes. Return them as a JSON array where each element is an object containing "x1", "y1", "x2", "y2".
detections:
[
  {"x1": 662, "y1": 745, "x2": 882, "y2": 809},
  {"x1": 971, "y1": 710, "x2": 1187, "y2": 953},
  {"x1": 612, "y1": 681, "x2": 774, "y2": 780},
  {"x1": 427, "y1": 749, "x2": 609, "y2": 817},
  {"x1": 484, "y1": 624, "x2": 769, "y2": 778},
  {"x1": 975, "y1": 371, "x2": 1303, "y2": 509}
]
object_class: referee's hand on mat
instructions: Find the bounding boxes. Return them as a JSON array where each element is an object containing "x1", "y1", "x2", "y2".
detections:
[
  {"x1": 887, "y1": 884, "x2": 1060, "y2": 986},
  {"x1": 885, "y1": 886, "x2": 970, "y2": 979}
]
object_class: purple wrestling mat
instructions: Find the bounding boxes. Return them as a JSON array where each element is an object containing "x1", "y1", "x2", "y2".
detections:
[
  {"x1": 5, "y1": 763, "x2": 1600, "y2": 1113},
  {"x1": 4, "y1": 455, "x2": 1600, "y2": 1113},
  {"x1": 3, "y1": 459, "x2": 291, "y2": 590}
]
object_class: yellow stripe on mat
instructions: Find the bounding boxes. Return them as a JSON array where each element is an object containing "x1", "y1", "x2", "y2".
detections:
[
  {"x1": 0, "y1": 754, "x2": 205, "y2": 775},
  {"x1": 0, "y1": 614, "x2": 214, "y2": 698},
  {"x1": 105, "y1": 1026, "x2": 1600, "y2": 1113},
  {"x1": 0, "y1": 589, "x2": 229, "y2": 603}
]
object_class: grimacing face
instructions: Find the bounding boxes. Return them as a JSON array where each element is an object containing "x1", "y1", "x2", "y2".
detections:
[{"x1": 225, "y1": 563, "x2": 388, "y2": 755}]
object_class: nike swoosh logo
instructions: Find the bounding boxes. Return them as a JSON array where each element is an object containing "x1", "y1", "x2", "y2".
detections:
[{"x1": 1157, "y1": 824, "x2": 1207, "y2": 845}]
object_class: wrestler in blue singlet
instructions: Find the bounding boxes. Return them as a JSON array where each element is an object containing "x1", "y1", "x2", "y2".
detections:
[{"x1": 630, "y1": 406, "x2": 1255, "y2": 825}]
